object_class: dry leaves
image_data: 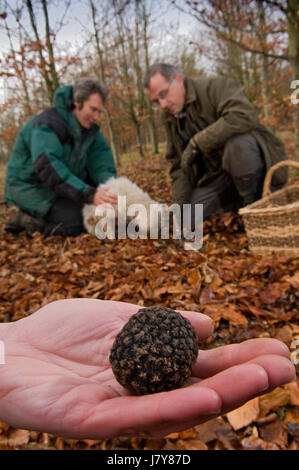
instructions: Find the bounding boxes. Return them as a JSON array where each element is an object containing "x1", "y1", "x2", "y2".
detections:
[
  {"x1": 227, "y1": 397, "x2": 260, "y2": 430},
  {"x1": 0, "y1": 152, "x2": 298, "y2": 450}
]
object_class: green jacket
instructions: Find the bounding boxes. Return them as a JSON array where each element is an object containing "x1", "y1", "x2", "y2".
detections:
[
  {"x1": 164, "y1": 76, "x2": 287, "y2": 205},
  {"x1": 5, "y1": 85, "x2": 116, "y2": 218}
]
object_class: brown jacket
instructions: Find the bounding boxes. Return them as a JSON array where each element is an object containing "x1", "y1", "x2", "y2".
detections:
[{"x1": 164, "y1": 76, "x2": 287, "y2": 205}]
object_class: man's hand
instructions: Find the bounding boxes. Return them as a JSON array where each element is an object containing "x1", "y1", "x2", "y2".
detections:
[
  {"x1": 0, "y1": 299, "x2": 295, "y2": 439},
  {"x1": 181, "y1": 139, "x2": 198, "y2": 174},
  {"x1": 93, "y1": 187, "x2": 118, "y2": 206}
]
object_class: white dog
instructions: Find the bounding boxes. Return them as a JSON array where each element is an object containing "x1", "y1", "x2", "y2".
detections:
[{"x1": 82, "y1": 176, "x2": 167, "y2": 239}]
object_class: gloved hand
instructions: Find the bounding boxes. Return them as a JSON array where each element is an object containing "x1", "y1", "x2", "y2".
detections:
[{"x1": 181, "y1": 139, "x2": 198, "y2": 175}]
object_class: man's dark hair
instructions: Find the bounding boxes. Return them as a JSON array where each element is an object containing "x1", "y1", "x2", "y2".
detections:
[
  {"x1": 73, "y1": 77, "x2": 109, "y2": 109},
  {"x1": 143, "y1": 63, "x2": 184, "y2": 88}
]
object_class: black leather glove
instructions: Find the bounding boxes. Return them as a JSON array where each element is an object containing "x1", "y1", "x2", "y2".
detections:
[
  {"x1": 181, "y1": 139, "x2": 198, "y2": 174},
  {"x1": 181, "y1": 139, "x2": 200, "y2": 186}
]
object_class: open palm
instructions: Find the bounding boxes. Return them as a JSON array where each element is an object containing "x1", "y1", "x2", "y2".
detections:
[{"x1": 0, "y1": 299, "x2": 295, "y2": 439}]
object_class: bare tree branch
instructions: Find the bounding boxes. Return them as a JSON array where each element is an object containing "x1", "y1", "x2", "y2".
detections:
[{"x1": 172, "y1": 0, "x2": 289, "y2": 61}]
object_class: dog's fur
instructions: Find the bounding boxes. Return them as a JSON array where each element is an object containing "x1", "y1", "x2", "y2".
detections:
[{"x1": 83, "y1": 176, "x2": 166, "y2": 238}]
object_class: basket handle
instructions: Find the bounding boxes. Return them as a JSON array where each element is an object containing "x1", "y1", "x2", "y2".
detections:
[{"x1": 262, "y1": 159, "x2": 299, "y2": 198}]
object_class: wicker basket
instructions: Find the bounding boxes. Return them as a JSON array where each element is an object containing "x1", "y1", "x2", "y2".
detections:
[{"x1": 239, "y1": 160, "x2": 299, "y2": 257}]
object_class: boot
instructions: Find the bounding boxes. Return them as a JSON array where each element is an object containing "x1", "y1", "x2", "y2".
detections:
[
  {"x1": 233, "y1": 168, "x2": 265, "y2": 206},
  {"x1": 5, "y1": 209, "x2": 45, "y2": 235}
]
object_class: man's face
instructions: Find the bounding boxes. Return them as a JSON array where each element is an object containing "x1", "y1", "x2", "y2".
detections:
[
  {"x1": 145, "y1": 72, "x2": 186, "y2": 115},
  {"x1": 72, "y1": 93, "x2": 105, "y2": 129}
]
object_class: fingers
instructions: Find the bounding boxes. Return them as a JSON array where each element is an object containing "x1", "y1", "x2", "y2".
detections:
[
  {"x1": 84, "y1": 384, "x2": 222, "y2": 440},
  {"x1": 248, "y1": 354, "x2": 296, "y2": 391},
  {"x1": 93, "y1": 187, "x2": 118, "y2": 206},
  {"x1": 198, "y1": 354, "x2": 295, "y2": 415},
  {"x1": 102, "y1": 301, "x2": 215, "y2": 343},
  {"x1": 157, "y1": 354, "x2": 295, "y2": 435},
  {"x1": 104, "y1": 192, "x2": 118, "y2": 205},
  {"x1": 86, "y1": 354, "x2": 295, "y2": 440},
  {"x1": 100, "y1": 187, "x2": 117, "y2": 203},
  {"x1": 178, "y1": 310, "x2": 214, "y2": 342},
  {"x1": 141, "y1": 354, "x2": 294, "y2": 438},
  {"x1": 193, "y1": 338, "x2": 290, "y2": 378}
]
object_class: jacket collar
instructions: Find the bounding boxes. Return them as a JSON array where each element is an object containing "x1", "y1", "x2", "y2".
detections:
[
  {"x1": 184, "y1": 77, "x2": 197, "y2": 105},
  {"x1": 80, "y1": 123, "x2": 99, "y2": 140},
  {"x1": 54, "y1": 85, "x2": 99, "y2": 139}
]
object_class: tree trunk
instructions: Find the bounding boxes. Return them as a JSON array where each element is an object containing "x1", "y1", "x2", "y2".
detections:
[
  {"x1": 142, "y1": 1, "x2": 159, "y2": 154},
  {"x1": 89, "y1": 0, "x2": 120, "y2": 166},
  {"x1": 136, "y1": 122, "x2": 144, "y2": 158},
  {"x1": 25, "y1": 0, "x2": 55, "y2": 104},
  {"x1": 257, "y1": 0, "x2": 270, "y2": 121},
  {"x1": 112, "y1": 0, "x2": 145, "y2": 157},
  {"x1": 104, "y1": 109, "x2": 121, "y2": 166},
  {"x1": 41, "y1": 0, "x2": 59, "y2": 93},
  {"x1": 3, "y1": 14, "x2": 32, "y2": 116}
]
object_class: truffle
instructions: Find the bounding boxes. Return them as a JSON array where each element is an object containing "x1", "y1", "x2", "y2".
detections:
[{"x1": 109, "y1": 306, "x2": 199, "y2": 395}]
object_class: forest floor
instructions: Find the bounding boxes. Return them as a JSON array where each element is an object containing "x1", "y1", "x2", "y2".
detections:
[{"x1": 0, "y1": 149, "x2": 298, "y2": 450}]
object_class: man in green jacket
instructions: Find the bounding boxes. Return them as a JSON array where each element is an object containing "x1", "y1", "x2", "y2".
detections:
[
  {"x1": 143, "y1": 63, "x2": 287, "y2": 224},
  {"x1": 5, "y1": 77, "x2": 117, "y2": 236}
]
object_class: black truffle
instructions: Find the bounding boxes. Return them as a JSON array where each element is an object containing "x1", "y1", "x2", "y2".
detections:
[{"x1": 109, "y1": 306, "x2": 199, "y2": 395}]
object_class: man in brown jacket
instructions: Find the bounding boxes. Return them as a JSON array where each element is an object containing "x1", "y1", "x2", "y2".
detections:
[{"x1": 143, "y1": 63, "x2": 287, "y2": 223}]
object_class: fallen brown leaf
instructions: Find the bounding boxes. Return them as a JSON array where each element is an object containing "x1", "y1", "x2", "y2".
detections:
[
  {"x1": 195, "y1": 417, "x2": 231, "y2": 443},
  {"x1": 226, "y1": 397, "x2": 260, "y2": 430},
  {"x1": 284, "y1": 383, "x2": 299, "y2": 407},
  {"x1": 241, "y1": 435, "x2": 280, "y2": 450},
  {"x1": 259, "y1": 387, "x2": 290, "y2": 417},
  {"x1": 259, "y1": 419, "x2": 288, "y2": 449},
  {"x1": 175, "y1": 439, "x2": 208, "y2": 450},
  {"x1": 2, "y1": 429, "x2": 31, "y2": 448}
]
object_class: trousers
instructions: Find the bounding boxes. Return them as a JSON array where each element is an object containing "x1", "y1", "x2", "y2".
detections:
[
  {"x1": 190, "y1": 133, "x2": 265, "y2": 223},
  {"x1": 43, "y1": 198, "x2": 85, "y2": 236}
]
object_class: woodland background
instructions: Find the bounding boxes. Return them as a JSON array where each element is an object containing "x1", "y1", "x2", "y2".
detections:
[
  {"x1": 0, "y1": 0, "x2": 298, "y2": 451},
  {"x1": 0, "y1": 0, "x2": 299, "y2": 163}
]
